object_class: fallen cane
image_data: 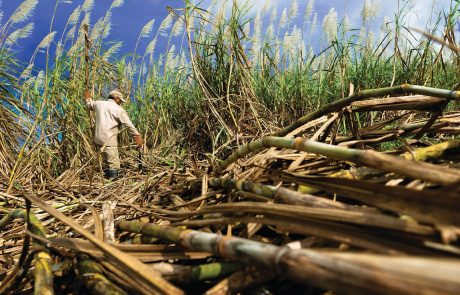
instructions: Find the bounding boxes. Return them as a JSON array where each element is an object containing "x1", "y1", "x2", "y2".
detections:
[{"x1": 138, "y1": 146, "x2": 145, "y2": 173}]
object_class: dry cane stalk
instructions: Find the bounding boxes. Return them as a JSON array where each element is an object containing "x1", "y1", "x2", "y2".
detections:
[
  {"x1": 208, "y1": 177, "x2": 365, "y2": 210},
  {"x1": 118, "y1": 221, "x2": 460, "y2": 295}
]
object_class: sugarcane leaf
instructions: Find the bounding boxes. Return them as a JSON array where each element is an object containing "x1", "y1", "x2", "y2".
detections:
[{"x1": 22, "y1": 193, "x2": 183, "y2": 295}]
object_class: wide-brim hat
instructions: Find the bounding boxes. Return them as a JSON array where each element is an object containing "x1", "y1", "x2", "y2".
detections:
[{"x1": 108, "y1": 90, "x2": 126, "y2": 103}]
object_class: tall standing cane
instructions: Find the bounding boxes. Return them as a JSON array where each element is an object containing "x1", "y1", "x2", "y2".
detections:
[
  {"x1": 83, "y1": 24, "x2": 90, "y2": 96},
  {"x1": 83, "y1": 25, "x2": 96, "y2": 140},
  {"x1": 83, "y1": 24, "x2": 100, "y2": 185}
]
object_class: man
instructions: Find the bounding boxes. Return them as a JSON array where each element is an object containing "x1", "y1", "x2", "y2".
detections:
[{"x1": 85, "y1": 89, "x2": 143, "y2": 179}]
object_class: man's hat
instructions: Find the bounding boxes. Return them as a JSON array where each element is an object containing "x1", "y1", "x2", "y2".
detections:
[{"x1": 108, "y1": 90, "x2": 126, "y2": 103}]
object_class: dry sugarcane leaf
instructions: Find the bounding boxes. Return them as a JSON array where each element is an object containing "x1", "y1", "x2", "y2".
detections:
[
  {"x1": 80, "y1": 204, "x2": 104, "y2": 240},
  {"x1": 412, "y1": 27, "x2": 460, "y2": 53},
  {"x1": 168, "y1": 201, "x2": 434, "y2": 235},
  {"x1": 287, "y1": 152, "x2": 309, "y2": 172},
  {"x1": 338, "y1": 133, "x2": 398, "y2": 147},
  {"x1": 0, "y1": 233, "x2": 30, "y2": 293},
  {"x1": 288, "y1": 114, "x2": 340, "y2": 171},
  {"x1": 282, "y1": 174, "x2": 460, "y2": 226},
  {"x1": 436, "y1": 225, "x2": 460, "y2": 244},
  {"x1": 239, "y1": 117, "x2": 330, "y2": 178},
  {"x1": 274, "y1": 84, "x2": 460, "y2": 137},
  {"x1": 22, "y1": 193, "x2": 183, "y2": 295},
  {"x1": 359, "y1": 112, "x2": 411, "y2": 135}
]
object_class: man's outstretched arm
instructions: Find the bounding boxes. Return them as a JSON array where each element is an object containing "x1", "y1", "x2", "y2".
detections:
[{"x1": 119, "y1": 110, "x2": 143, "y2": 146}]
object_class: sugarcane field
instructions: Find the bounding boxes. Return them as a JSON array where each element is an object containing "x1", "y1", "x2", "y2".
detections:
[{"x1": 1, "y1": 0, "x2": 460, "y2": 294}]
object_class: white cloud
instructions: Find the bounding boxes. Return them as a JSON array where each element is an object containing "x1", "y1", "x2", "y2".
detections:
[
  {"x1": 190, "y1": 0, "x2": 454, "y2": 42},
  {"x1": 191, "y1": 0, "x2": 280, "y2": 16},
  {"x1": 345, "y1": 0, "x2": 451, "y2": 31}
]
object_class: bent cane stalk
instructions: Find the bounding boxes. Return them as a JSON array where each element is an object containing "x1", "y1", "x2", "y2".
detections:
[
  {"x1": 215, "y1": 136, "x2": 460, "y2": 185},
  {"x1": 273, "y1": 84, "x2": 460, "y2": 137}
]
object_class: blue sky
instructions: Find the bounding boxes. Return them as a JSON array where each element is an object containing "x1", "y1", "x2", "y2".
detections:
[
  {"x1": 1, "y1": 0, "x2": 455, "y2": 69},
  {"x1": 1, "y1": 0, "x2": 184, "y2": 67}
]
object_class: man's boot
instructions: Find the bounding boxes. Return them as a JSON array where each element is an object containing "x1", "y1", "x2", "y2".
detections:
[{"x1": 104, "y1": 169, "x2": 119, "y2": 180}]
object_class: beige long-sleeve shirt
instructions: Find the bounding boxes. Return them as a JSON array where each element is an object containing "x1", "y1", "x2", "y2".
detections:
[{"x1": 86, "y1": 98, "x2": 140, "y2": 146}]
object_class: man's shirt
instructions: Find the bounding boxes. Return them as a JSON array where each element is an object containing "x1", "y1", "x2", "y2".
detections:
[{"x1": 86, "y1": 98, "x2": 140, "y2": 146}]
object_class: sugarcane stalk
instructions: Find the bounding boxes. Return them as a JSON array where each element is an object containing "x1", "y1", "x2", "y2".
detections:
[
  {"x1": 77, "y1": 255, "x2": 128, "y2": 295},
  {"x1": 274, "y1": 84, "x2": 460, "y2": 137},
  {"x1": 172, "y1": 201, "x2": 434, "y2": 234},
  {"x1": 0, "y1": 209, "x2": 54, "y2": 295},
  {"x1": 400, "y1": 139, "x2": 460, "y2": 161},
  {"x1": 299, "y1": 139, "x2": 460, "y2": 194},
  {"x1": 131, "y1": 234, "x2": 158, "y2": 244},
  {"x1": 298, "y1": 168, "x2": 376, "y2": 194},
  {"x1": 214, "y1": 136, "x2": 460, "y2": 185},
  {"x1": 119, "y1": 200, "x2": 434, "y2": 235},
  {"x1": 191, "y1": 262, "x2": 242, "y2": 282},
  {"x1": 34, "y1": 251, "x2": 53, "y2": 295},
  {"x1": 83, "y1": 24, "x2": 91, "y2": 96},
  {"x1": 351, "y1": 95, "x2": 446, "y2": 112},
  {"x1": 0, "y1": 208, "x2": 24, "y2": 229},
  {"x1": 208, "y1": 177, "x2": 361, "y2": 210},
  {"x1": 149, "y1": 262, "x2": 243, "y2": 284},
  {"x1": 117, "y1": 221, "x2": 460, "y2": 295},
  {"x1": 172, "y1": 216, "x2": 434, "y2": 255}
]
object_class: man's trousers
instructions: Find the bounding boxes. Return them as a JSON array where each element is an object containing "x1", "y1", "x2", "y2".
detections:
[{"x1": 98, "y1": 145, "x2": 120, "y2": 170}]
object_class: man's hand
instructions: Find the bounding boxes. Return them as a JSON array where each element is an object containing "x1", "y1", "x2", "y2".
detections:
[
  {"x1": 84, "y1": 90, "x2": 91, "y2": 100},
  {"x1": 134, "y1": 135, "x2": 143, "y2": 147}
]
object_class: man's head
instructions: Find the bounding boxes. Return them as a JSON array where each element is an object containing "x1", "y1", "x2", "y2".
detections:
[{"x1": 108, "y1": 90, "x2": 126, "y2": 105}]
